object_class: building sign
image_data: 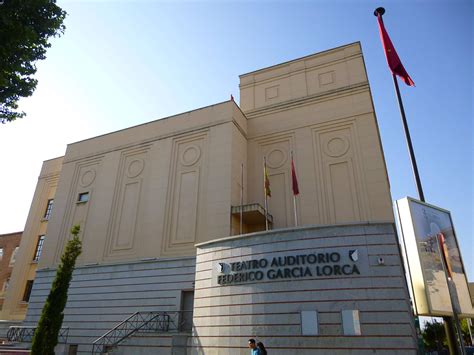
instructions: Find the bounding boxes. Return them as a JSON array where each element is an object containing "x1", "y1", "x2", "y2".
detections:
[
  {"x1": 396, "y1": 197, "x2": 474, "y2": 317},
  {"x1": 217, "y1": 250, "x2": 360, "y2": 286}
]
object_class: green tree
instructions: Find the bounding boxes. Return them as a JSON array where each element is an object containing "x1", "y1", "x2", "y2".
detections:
[
  {"x1": 0, "y1": 0, "x2": 67, "y2": 123},
  {"x1": 461, "y1": 318, "x2": 473, "y2": 346},
  {"x1": 31, "y1": 225, "x2": 82, "y2": 355},
  {"x1": 422, "y1": 320, "x2": 447, "y2": 352}
]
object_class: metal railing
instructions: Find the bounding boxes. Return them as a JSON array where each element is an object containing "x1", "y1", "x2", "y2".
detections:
[
  {"x1": 91, "y1": 311, "x2": 191, "y2": 354},
  {"x1": 7, "y1": 326, "x2": 69, "y2": 343}
]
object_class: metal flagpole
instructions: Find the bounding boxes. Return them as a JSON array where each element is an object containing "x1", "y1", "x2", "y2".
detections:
[
  {"x1": 391, "y1": 73, "x2": 425, "y2": 202},
  {"x1": 375, "y1": 7, "x2": 425, "y2": 203},
  {"x1": 293, "y1": 196, "x2": 298, "y2": 227},
  {"x1": 468, "y1": 319, "x2": 473, "y2": 346},
  {"x1": 263, "y1": 157, "x2": 269, "y2": 231},
  {"x1": 240, "y1": 163, "x2": 243, "y2": 235},
  {"x1": 436, "y1": 234, "x2": 467, "y2": 355},
  {"x1": 374, "y1": 7, "x2": 463, "y2": 354}
]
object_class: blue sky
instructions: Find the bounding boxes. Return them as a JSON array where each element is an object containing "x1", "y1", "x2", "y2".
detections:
[{"x1": 0, "y1": 0, "x2": 472, "y2": 279}]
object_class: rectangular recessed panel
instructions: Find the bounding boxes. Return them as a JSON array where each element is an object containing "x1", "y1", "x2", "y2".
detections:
[
  {"x1": 174, "y1": 171, "x2": 199, "y2": 243},
  {"x1": 319, "y1": 71, "x2": 335, "y2": 86},
  {"x1": 116, "y1": 182, "x2": 140, "y2": 249},
  {"x1": 265, "y1": 85, "x2": 279, "y2": 100},
  {"x1": 267, "y1": 172, "x2": 287, "y2": 228},
  {"x1": 329, "y1": 162, "x2": 358, "y2": 223}
]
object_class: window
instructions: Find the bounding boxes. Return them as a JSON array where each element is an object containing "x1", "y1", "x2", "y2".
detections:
[
  {"x1": 9, "y1": 246, "x2": 19, "y2": 266},
  {"x1": 0, "y1": 247, "x2": 3, "y2": 261},
  {"x1": 77, "y1": 192, "x2": 89, "y2": 203},
  {"x1": 22, "y1": 280, "x2": 34, "y2": 302},
  {"x1": 44, "y1": 199, "x2": 54, "y2": 220},
  {"x1": 33, "y1": 235, "x2": 45, "y2": 262}
]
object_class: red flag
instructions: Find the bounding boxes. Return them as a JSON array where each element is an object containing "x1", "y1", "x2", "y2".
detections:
[
  {"x1": 291, "y1": 156, "x2": 299, "y2": 196},
  {"x1": 264, "y1": 161, "x2": 271, "y2": 197},
  {"x1": 377, "y1": 14, "x2": 415, "y2": 86}
]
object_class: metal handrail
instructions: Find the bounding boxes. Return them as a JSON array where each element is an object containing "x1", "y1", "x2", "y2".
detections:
[
  {"x1": 91, "y1": 310, "x2": 191, "y2": 354},
  {"x1": 7, "y1": 326, "x2": 69, "y2": 343}
]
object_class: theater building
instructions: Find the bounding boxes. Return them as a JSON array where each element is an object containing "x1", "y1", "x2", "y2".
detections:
[{"x1": 2, "y1": 42, "x2": 418, "y2": 354}]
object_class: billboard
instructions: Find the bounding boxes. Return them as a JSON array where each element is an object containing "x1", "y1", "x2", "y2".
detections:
[{"x1": 395, "y1": 197, "x2": 474, "y2": 317}]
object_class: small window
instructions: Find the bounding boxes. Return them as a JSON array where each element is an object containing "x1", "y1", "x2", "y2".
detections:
[
  {"x1": 9, "y1": 246, "x2": 19, "y2": 266},
  {"x1": 22, "y1": 280, "x2": 34, "y2": 302},
  {"x1": 44, "y1": 199, "x2": 54, "y2": 220},
  {"x1": 77, "y1": 192, "x2": 89, "y2": 203},
  {"x1": 0, "y1": 247, "x2": 3, "y2": 261},
  {"x1": 33, "y1": 235, "x2": 45, "y2": 262}
]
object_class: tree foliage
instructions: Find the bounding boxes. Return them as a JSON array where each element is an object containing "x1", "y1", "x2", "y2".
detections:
[
  {"x1": 31, "y1": 225, "x2": 82, "y2": 355},
  {"x1": 422, "y1": 320, "x2": 447, "y2": 352},
  {"x1": 0, "y1": 0, "x2": 67, "y2": 123},
  {"x1": 422, "y1": 318, "x2": 473, "y2": 352}
]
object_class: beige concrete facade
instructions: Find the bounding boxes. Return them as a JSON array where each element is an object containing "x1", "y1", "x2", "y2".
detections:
[
  {"x1": 0, "y1": 232, "x2": 22, "y2": 311},
  {"x1": 35, "y1": 41, "x2": 392, "y2": 269},
  {"x1": 2, "y1": 42, "x2": 408, "y2": 353},
  {"x1": 0, "y1": 158, "x2": 62, "y2": 321}
]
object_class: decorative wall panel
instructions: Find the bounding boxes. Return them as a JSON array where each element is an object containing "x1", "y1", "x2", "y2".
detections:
[
  {"x1": 163, "y1": 133, "x2": 207, "y2": 254},
  {"x1": 257, "y1": 135, "x2": 295, "y2": 228},
  {"x1": 313, "y1": 122, "x2": 368, "y2": 224},
  {"x1": 105, "y1": 145, "x2": 150, "y2": 257}
]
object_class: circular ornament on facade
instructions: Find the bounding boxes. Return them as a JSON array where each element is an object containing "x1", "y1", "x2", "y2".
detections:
[
  {"x1": 266, "y1": 148, "x2": 287, "y2": 169},
  {"x1": 127, "y1": 159, "x2": 145, "y2": 178},
  {"x1": 80, "y1": 169, "x2": 96, "y2": 187},
  {"x1": 324, "y1": 136, "x2": 350, "y2": 157},
  {"x1": 180, "y1": 145, "x2": 201, "y2": 166}
]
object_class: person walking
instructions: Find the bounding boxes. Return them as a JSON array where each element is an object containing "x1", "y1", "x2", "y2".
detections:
[
  {"x1": 257, "y1": 341, "x2": 268, "y2": 355},
  {"x1": 248, "y1": 339, "x2": 261, "y2": 355}
]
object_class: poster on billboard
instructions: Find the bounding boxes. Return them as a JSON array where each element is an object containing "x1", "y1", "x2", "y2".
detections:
[{"x1": 396, "y1": 197, "x2": 474, "y2": 317}]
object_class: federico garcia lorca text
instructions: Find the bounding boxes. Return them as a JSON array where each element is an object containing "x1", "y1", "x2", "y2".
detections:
[{"x1": 217, "y1": 250, "x2": 360, "y2": 286}]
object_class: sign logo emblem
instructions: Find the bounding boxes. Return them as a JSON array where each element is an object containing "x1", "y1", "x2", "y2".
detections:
[
  {"x1": 217, "y1": 263, "x2": 225, "y2": 273},
  {"x1": 349, "y1": 250, "x2": 358, "y2": 262}
]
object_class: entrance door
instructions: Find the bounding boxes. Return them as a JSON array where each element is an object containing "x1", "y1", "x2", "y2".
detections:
[{"x1": 180, "y1": 290, "x2": 194, "y2": 331}]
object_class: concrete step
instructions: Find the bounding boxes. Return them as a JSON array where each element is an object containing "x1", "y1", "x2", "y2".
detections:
[{"x1": 0, "y1": 347, "x2": 30, "y2": 355}]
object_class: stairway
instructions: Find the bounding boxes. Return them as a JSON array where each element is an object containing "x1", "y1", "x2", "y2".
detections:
[
  {"x1": 92, "y1": 311, "x2": 193, "y2": 354},
  {"x1": 108, "y1": 333, "x2": 190, "y2": 355}
]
